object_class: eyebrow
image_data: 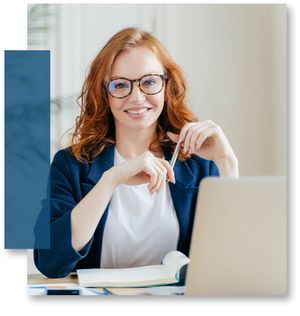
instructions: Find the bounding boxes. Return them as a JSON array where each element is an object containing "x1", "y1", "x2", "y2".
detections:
[{"x1": 109, "y1": 72, "x2": 162, "y2": 81}]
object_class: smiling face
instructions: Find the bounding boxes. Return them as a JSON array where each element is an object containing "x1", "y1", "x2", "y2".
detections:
[{"x1": 107, "y1": 46, "x2": 166, "y2": 134}]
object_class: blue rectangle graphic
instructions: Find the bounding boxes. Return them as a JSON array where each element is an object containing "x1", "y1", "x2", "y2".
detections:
[{"x1": 5, "y1": 50, "x2": 50, "y2": 249}]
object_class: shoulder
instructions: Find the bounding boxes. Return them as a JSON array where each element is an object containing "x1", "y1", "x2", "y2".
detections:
[
  {"x1": 51, "y1": 145, "x2": 115, "y2": 184},
  {"x1": 52, "y1": 147, "x2": 79, "y2": 165},
  {"x1": 51, "y1": 147, "x2": 89, "y2": 178}
]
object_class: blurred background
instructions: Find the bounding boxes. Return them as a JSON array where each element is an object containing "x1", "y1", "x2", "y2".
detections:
[{"x1": 27, "y1": 3, "x2": 287, "y2": 273}]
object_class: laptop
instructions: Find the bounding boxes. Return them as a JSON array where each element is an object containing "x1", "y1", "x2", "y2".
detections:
[{"x1": 185, "y1": 176, "x2": 287, "y2": 296}]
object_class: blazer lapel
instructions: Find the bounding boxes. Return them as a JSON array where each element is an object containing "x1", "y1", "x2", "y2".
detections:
[
  {"x1": 86, "y1": 144, "x2": 115, "y2": 185},
  {"x1": 163, "y1": 146, "x2": 199, "y2": 255},
  {"x1": 83, "y1": 144, "x2": 115, "y2": 268},
  {"x1": 162, "y1": 146, "x2": 197, "y2": 188}
]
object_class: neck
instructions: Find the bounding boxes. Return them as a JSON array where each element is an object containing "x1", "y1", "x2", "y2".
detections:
[{"x1": 115, "y1": 124, "x2": 162, "y2": 159}]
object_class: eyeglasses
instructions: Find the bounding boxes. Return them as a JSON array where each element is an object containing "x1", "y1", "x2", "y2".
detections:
[{"x1": 104, "y1": 74, "x2": 168, "y2": 99}]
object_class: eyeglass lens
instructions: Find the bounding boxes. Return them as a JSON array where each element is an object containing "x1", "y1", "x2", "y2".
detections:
[{"x1": 108, "y1": 74, "x2": 164, "y2": 98}]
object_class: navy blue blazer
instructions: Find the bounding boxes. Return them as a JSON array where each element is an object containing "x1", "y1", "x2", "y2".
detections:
[{"x1": 34, "y1": 144, "x2": 219, "y2": 278}]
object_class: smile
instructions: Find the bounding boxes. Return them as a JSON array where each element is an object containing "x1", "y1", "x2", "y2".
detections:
[{"x1": 124, "y1": 107, "x2": 152, "y2": 117}]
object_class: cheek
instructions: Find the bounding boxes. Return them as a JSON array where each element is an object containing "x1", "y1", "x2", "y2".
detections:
[
  {"x1": 108, "y1": 97, "x2": 122, "y2": 114},
  {"x1": 149, "y1": 94, "x2": 165, "y2": 111}
]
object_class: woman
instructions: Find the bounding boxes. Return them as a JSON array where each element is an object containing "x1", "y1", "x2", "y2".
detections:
[{"x1": 34, "y1": 27, "x2": 238, "y2": 278}]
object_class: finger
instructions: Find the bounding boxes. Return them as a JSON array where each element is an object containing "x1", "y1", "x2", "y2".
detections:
[
  {"x1": 167, "y1": 132, "x2": 180, "y2": 143},
  {"x1": 184, "y1": 124, "x2": 200, "y2": 153},
  {"x1": 146, "y1": 157, "x2": 167, "y2": 194},
  {"x1": 180, "y1": 122, "x2": 205, "y2": 152},
  {"x1": 142, "y1": 153, "x2": 171, "y2": 193},
  {"x1": 194, "y1": 132, "x2": 206, "y2": 154},
  {"x1": 150, "y1": 163, "x2": 166, "y2": 194},
  {"x1": 182, "y1": 122, "x2": 206, "y2": 153},
  {"x1": 194, "y1": 124, "x2": 220, "y2": 153},
  {"x1": 185, "y1": 121, "x2": 213, "y2": 154},
  {"x1": 156, "y1": 158, "x2": 172, "y2": 190},
  {"x1": 142, "y1": 163, "x2": 158, "y2": 192},
  {"x1": 158, "y1": 158, "x2": 175, "y2": 183},
  {"x1": 189, "y1": 122, "x2": 211, "y2": 154},
  {"x1": 179, "y1": 122, "x2": 195, "y2": 148}
]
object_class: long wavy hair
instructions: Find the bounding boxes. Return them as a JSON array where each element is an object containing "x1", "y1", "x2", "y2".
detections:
[{"x1": 71, "y1": 27, "x2": 198, "y2": 162}]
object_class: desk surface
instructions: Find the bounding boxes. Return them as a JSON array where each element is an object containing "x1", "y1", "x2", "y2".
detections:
[
  {"x1": 28, "y1": 274, "x2": 185, "y2": 296},
  {"x1": 28, "y1": 273, "x2": 78, "y2": 285}
]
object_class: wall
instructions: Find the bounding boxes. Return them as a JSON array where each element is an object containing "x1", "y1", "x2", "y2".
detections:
[{"x1": 161, "y1": 4, "x2": 287, "y2": 176}]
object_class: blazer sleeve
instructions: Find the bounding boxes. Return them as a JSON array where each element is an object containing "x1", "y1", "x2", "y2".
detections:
[
  {"x1": 209, "y1": 160, "x2": 220, "y2": 176},
  {"x1": 34, "y1": 150, "x2": 93, "y2": 278}
]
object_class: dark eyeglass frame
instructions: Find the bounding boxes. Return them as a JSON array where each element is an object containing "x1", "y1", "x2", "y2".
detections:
[{"x1": 103, "y1": 73, "x2": 168, "y2": 99}]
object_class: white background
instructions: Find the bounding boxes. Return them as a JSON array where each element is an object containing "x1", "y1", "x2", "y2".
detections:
[{"x1": 0, "y1": 0, "x2": 299, "y2": 315}]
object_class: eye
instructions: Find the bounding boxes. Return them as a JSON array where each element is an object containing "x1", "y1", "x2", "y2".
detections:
[
  {"x1": 142, "y1": 77, "x2": 158, "y2": 86},
  {"x1": 143, "y1": 79, "x2": 156, "y2": 86},
  {"x1": 113, "y1": 81, "x2": 129, "y2": 89}
]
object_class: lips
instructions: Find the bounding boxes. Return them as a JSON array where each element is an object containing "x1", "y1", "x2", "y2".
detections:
[{"x1": 124, "y1": 107, "x2": 152, "y2": 114}]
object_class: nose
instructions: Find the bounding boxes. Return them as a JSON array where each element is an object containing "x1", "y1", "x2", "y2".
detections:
[{"x1": 128, "y1": 82, "x2": 146, "y2": 102}]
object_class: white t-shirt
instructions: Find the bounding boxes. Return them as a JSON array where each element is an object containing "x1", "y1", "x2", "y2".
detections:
[{"x1": 100, "y1": 148, "x2": 180, "y2": 268}]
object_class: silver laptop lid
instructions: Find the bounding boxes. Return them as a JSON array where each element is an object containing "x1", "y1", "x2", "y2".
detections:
[{"x1": 185, "y1": 176, "x2": 287, "y2": 296}]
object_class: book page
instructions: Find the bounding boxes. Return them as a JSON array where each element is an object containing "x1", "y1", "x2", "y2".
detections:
[
  {"x1": 78, "y1": 264, "x2": 171, "y2": 285},
  {"x1": 162, "y1": 251, "x2": 190, "y2": 276}
]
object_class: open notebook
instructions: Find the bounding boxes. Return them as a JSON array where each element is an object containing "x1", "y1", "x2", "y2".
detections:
[{"x1": 77, "y1": 251, "x2": 190, "y2": 288}]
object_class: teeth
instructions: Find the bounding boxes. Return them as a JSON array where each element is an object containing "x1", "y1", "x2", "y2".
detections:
[{"x1": 126, "y1": 108, "x2": 149, "y2": 114}]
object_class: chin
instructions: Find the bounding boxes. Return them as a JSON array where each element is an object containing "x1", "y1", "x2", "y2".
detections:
[{"x1": 129, "y1": 122, "x2": 155, "y2": 131}]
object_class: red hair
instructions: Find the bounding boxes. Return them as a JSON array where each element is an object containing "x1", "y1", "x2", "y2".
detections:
[{"x1": 71, "y1": 27, "x2": 198, "y2": 162}]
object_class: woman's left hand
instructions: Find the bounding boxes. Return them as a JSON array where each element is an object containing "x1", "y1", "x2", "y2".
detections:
[{"x1": 167, "y1": 120, "x2": 239, "y2": 177}]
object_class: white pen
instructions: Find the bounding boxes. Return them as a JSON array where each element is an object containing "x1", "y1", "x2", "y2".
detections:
[{"x1": 169, "y1": 136, "x2": 183, "y2": 169}]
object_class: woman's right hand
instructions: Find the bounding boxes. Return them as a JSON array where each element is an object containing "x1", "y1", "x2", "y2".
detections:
[{"x1": 107, "y1": 151, "x2": 176, "y2": 194}]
